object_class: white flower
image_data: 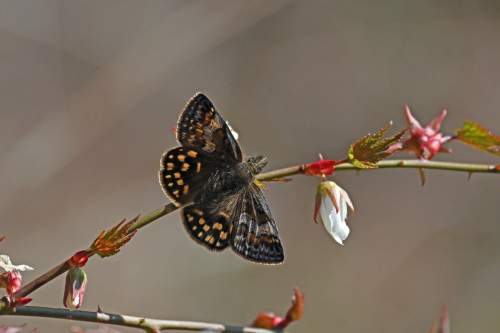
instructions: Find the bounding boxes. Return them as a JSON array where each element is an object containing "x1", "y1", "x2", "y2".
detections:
[
  {"x1": 0, "y1": 254, "x2": 33, "y2": 272},
  {"x1": 314, "y1": 181, "x2": 354, "y2": 245}
]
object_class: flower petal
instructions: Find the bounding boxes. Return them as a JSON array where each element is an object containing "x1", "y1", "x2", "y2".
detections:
[
  {"x1": 428, "y1": 109, "x2": 447, "y2": 132},
  {"x1": 404, "y1": 105, "x2": 423, "y2": 131},
  {"x1": 328, "y1": 204, "x2": 350, "y2": 245},
  {"x1": 0, "y1": 255, "x2": 33, "y2": 272},
  {"x1": 319, "y1": 194, "x2": 334, "y2": 232}
]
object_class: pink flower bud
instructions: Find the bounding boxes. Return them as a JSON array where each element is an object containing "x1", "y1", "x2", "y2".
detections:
[
  {"x1": 63, "y1": 267, "x2": 87, "y2": 310},
  {"x1": 396, "y1": 105, "x2": 452, "y2": 160},
  {"x1": 7, "y1": 272, "x2": 22, "y2": 294}
]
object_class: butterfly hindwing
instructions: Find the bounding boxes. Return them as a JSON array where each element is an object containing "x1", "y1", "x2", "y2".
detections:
[
  {"x1": 181, "y1": 202, "x2": 232, "y2": 251},
  {"x1": 177, "y1": 93, "x2": 242, "y2": 163},
  {"x1": 230, "y1": 183, "x2": 284, "y2": 264}
]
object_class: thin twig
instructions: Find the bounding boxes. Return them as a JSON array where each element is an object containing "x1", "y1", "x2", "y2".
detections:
[
  {"x1": 128, "y1": 203, "x2": 178, "y2": 233},
  {"x1": 8, "y1": 306, "x2": 278, "y2": 333},
  {"x1": 336, "y1": 159, "x2": 499, "y2": 172},
  {"x1": 256, "y1": 159, "x2": 499, "y2": 181}
]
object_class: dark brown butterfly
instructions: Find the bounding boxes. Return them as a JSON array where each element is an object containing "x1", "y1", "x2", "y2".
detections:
[{"x1": 159, "y1": 93, "x2": 284, "y2": 264}]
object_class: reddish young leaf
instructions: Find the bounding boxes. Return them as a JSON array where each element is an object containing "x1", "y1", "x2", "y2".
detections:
[
  {"x1": 285, "y1": 286, "x2": 305, "y2": 322},
  {"x1": 275, "y1": 286, "x2": 305, "y2": 329},
  {"x1": 456, "y1": 120, "x2": 500, "y2": 156},
  {"x1": 348, "y1": 122, "x2": 407, "y2": 168},
  {"x1": 252, "y1": 286, "x2": 305, "y2": 330},
  {"x1": 90, "y1": 215, "x2": 139, "y2": 258}
]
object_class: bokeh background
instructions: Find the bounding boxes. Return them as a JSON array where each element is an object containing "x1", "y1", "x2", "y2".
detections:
[{"x1": 1, "y1": 1, "x2": 499, "y2": 332}]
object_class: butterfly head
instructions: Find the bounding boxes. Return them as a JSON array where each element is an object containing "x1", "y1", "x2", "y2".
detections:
[{"x1": 245, "y1": 155, "x2": 267, "y2": 175}]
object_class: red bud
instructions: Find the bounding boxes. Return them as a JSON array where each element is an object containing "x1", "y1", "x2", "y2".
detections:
[
  {"x1": 15, "y1": 297, "x2": 33, "y2": 306},
  {"x1": 251, "y1": 312, "x2": 282, "y2": 329},
  {"x1": 305, "y1": 160, "x2": 335, "y2": 176},
  {"x1": 68, "y1": 251, "x2": 89, "y2": 268}
]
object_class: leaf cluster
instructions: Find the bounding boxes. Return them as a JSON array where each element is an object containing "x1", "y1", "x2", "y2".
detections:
[{"x1": 348, "y1": 122, "x2": 408, "y2": 168}]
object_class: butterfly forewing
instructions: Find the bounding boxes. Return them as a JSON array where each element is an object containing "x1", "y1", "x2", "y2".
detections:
[
  {"x1": 230, "y1": 184, "x2": 284, "y2": 264},
  {"x1": 177, "y1": 93, "x2": 241, "y2": 163}
]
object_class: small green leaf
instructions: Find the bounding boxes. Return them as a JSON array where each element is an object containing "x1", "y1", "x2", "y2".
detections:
[
  {"x1": 348, "y1": 122, "x2": 408, "y2": 169},
  {"x1": 456, "y1": 120, "x2": 500, "y2": 156}
]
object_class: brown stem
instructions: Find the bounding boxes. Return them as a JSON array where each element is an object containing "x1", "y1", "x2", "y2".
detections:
[{"x1": 7, "y1": 306, "x2": 278, "y2": 333}]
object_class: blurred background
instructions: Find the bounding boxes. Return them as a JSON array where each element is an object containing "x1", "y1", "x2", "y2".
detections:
[{"x1": 1, "y1": 1, "x2": 499, "y2": 332}]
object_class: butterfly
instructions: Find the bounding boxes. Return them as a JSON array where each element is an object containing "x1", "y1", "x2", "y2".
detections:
[{"x1": 159, "y1": 93, "x2": 284, "y2": 264}]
